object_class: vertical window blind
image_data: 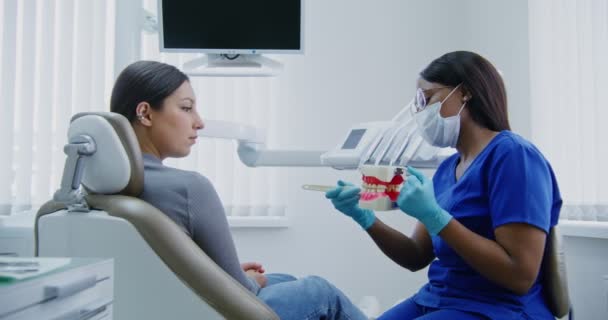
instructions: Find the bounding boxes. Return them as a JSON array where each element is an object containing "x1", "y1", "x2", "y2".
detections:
[
  {"x1": 529, "y1": 0, "x2": 608, "y2": 221},
  {"x1": 0, "y1": 0, "x2": 115, "y2": 214}
]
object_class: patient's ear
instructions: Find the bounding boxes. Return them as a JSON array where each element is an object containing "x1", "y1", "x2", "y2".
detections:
[{"x1": 135, "y1": 102, "x2": 152, "y2": 126}]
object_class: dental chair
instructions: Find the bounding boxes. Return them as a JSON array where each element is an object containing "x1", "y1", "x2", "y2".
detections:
[{"x1": 35, "y1": 112, "x2": 279, "y2": 320}]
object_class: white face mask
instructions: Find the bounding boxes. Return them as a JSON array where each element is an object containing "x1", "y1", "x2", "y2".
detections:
[{"x1": 414, "y1": 85, "x2": 466, "y2": 148}]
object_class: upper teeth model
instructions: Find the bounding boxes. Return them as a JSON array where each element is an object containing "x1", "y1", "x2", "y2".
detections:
[{"x1": 359, "y1": 165, "x2": 406, "y2": 211}]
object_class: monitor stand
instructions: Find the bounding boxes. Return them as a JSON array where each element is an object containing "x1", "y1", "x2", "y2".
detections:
[{"x1": 182, "y1": 54, "x2": 283, "y2": 77}]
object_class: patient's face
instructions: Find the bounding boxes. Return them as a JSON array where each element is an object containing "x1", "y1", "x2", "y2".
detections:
[{"x1": 149, "y1": 81, "x2": 204, "y2": 159}]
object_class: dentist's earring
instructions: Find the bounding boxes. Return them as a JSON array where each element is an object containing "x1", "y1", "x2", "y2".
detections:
[{"x1": 136, "y1": 114, "x2": 144, "y2": 121}]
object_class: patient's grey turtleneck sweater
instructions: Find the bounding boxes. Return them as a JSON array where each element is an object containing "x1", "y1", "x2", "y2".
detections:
[{"x1": 138, "y1": 153, "x2": 259, "y2": 294}]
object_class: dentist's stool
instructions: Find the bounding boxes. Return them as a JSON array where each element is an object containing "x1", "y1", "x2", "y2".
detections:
[{"x1": 35, "y1": 112, "x2": 279, "y2": 320}]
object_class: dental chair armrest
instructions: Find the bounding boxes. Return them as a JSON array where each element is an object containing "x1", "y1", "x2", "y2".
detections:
[{"x1": 35, "y1": 200, "x2": 69, "y2": 256}]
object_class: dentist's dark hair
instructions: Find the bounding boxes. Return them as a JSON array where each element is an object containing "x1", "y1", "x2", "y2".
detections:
[
  {"x1": 110, "y1": 60, "x2": 189, "y2": 122},
  {"x1": 420, "y1": 51, "x2": 510, "y2": 131}
]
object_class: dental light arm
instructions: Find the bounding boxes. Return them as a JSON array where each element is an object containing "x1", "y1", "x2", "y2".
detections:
[
  {"x1": 198, "y1": 103, "x2": 451, "y2": 170},
  {"x1": 199, "y1": 120, "x2": 326, "y2": 167},
  {"x1": 237, "y1": 143, "x2": 326, "y2": 167}
]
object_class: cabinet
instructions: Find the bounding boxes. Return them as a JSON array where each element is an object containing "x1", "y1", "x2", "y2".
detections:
[{"x1": 0, "y1": 258, "x2": 113, "y2": 320}]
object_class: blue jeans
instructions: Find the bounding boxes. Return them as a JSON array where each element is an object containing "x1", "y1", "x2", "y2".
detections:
[
  {"x1": 378, "y1": 298, "x2": 488, "y2": 320},
  {"x1": 257, "y1": 273, "x2": 368, "y2": 320}
]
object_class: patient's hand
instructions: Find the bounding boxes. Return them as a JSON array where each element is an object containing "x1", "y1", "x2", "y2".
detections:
[
  {"x1": 241, "y1": 261, "x2": 265, "y2": 274},
  {"x1": 246, "y1": 269, "x2": 268, "y2": 288}
]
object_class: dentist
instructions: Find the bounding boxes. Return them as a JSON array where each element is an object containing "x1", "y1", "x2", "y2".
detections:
[{"x1": 326, "y1": 51, "x2": 561, "y2": 319}]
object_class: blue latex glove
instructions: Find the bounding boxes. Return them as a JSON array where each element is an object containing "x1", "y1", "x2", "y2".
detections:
[
  {"x1": 325, "y1": 180, "x2": 376, "y2": 230},
  {"x1": 396, "y1": 166, "x2": 452, "y2": 236}
]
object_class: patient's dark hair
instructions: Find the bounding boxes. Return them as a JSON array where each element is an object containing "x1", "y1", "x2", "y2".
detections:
[
  {"x1": 110, "y1": 60, "x2": 189, "y2": 122},
  {"x1": 420, "y1": 51, "x2": 510, "y2": 131}
]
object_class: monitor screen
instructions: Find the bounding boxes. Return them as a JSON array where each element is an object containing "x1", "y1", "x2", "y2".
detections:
[{"x1": 159, "y1": 0, "x2": 302, "y2": 54}]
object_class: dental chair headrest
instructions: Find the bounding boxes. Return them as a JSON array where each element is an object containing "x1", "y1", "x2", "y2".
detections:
[{"x1": 69, "y1": 112, "x2": 144, "y2": 196}]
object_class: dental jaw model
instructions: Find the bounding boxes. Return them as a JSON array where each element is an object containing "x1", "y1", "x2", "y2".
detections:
[
  {"x1": 302, "y1": 165, "x2": 406, "y2": 211},
  {"x1": 359, "y1": 165, "x2": 405, "y2": 211}
]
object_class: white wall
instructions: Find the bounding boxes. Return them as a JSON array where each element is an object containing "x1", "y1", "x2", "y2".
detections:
[
  {"x1": 231, "y1": 0, "x2": 531, "y2": 311},
  {"x1": 461, "y1": 0, "x2": 531, "y2": 138}
]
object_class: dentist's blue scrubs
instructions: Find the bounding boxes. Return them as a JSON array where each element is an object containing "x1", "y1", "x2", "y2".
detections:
[{"x1": 382, "y1": 130, "x2": 562, "y2": 320}]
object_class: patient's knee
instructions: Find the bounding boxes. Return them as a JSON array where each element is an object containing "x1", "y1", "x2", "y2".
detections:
[{"x1": 300, "y1": 275, "x2": 339, "y2": 298}]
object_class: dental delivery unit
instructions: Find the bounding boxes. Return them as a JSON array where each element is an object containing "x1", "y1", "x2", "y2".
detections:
[{"x1": 198, "y1": 102, "x2": 450, "y2": 211}]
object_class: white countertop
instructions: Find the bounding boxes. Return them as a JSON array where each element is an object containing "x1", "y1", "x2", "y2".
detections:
[{"x1": 559, "y1": 220, "x2": 608, "y2": 239}]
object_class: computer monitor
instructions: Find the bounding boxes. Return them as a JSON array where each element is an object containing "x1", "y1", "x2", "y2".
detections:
[{"x1": 158, "y1": 0, "x2": 303, "y2": 55}]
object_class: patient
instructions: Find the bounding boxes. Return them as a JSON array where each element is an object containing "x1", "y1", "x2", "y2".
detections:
[{"x1": 110, "y1": 60, "x2": 369, "y2": 320}]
